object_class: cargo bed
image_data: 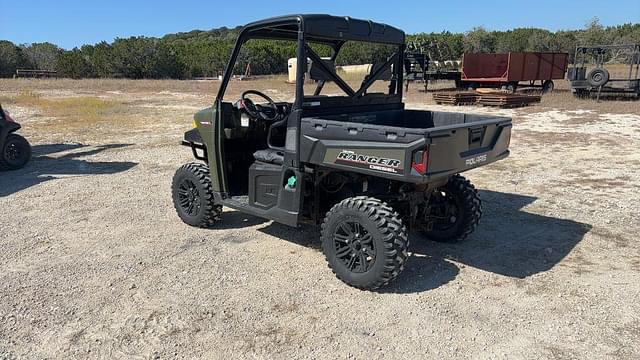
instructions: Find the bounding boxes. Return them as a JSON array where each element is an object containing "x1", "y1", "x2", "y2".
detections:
[{"x1": 299, "y1": 108, "x2": 511, "y2": 182}]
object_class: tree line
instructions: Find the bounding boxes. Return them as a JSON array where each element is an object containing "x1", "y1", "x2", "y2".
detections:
[{"x1": 1, "y1": 19, "x2": 638, "y2": 79}]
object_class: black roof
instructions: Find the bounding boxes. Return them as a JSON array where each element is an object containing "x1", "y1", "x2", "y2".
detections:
[{"x1": 240, "y1": 14, "x2": 405, "y2": 45}]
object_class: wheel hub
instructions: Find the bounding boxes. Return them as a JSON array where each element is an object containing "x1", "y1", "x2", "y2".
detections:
[
  {"x1": 178, "y1": 179, "x2": 201, "y2": 216},
  {"x1": 426, "y1": 189, "x2": 461, "y2": 231},
  {"x1": 5, "y1": 144, "x2": 19, "y2": 161},
  {"x1": 333, "y1": 220, "x2": 375, "y2": 273}
]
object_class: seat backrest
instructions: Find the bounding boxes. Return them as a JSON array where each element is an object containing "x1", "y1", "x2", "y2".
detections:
[{"x1": 267, "y1": 118, "x2": 288, "y2": 150}]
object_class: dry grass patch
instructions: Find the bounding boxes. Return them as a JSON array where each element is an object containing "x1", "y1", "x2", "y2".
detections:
[
  {"x1": 0, "y1": 91, "x2": 136, "y2": 139},
  {"x1": 5, "y1": 91, "x2": 122, "y2": 123}
]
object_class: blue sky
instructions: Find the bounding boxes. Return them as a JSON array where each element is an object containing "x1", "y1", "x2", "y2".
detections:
[{"x1": 1, "y1": 0, "x2": 639, "y2": 49}]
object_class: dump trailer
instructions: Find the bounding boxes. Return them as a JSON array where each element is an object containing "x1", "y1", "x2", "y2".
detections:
[{"x1": 461, "y1": 52, "x2": 568, "y2": 93}]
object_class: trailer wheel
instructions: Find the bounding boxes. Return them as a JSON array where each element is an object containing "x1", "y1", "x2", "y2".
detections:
[
  {"x1": 172, "y1": 162, "x2": 221, "y2": 228},
  {"x1": 321, "y1": 196, "x2": 409, "y2": 290},
  {"x1": 505, "y1": 82, "x2": 518, "y2": 93},
  {"x1": 587, "y1": 68, "x2": 609, "y2": 87},
  {"x1": 0, "y1": 134, "x2": 31, "y2": 170},
  {"x1": 422, "y1": 174, "x2": 482, "y2": 243},
  {"x1": 542, "y1": 80, "x2": 555, "y2": 93}
]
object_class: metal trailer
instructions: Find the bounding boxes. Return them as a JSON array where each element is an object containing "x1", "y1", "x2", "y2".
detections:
[
  {"x1": 460, "y1": 52, "x2": 568, "y2": 93},
  {"x1": 14, "y1": 69, "x2": 58, "y2": 78},
  {"x1": 403, "y1": 52, "x2": 461, "y2": 92},
  {"x1": 568, "y1": 44, "x2": 640, "y2": 100}
]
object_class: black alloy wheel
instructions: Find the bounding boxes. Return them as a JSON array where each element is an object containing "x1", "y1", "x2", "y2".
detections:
[
  {"x1": 177, "y1": 178, "x2": 202, "y2": 216},
  {"x1": 332, "y1": 220, "x2": 376, "y2": 273},
  {"x1": 0, "y1": 134, "x2": 31, "y2": 170}
]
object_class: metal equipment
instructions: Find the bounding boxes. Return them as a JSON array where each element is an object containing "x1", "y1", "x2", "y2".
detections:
[
  {"x1": 461, "y1": 52, "x2": 568, "y2": 93},
  {"x1": 568, "y1": 44, "x2": 640, "y2": 99}
]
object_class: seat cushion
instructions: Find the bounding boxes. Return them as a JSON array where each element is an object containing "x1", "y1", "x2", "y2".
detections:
[{"x1": 253, "y1": 149, "x2": 284, "y2": 165}]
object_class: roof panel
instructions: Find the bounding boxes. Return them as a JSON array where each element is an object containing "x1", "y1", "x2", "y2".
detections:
[{"x1": 242, "y1": 14, "x2": 405, "y2": 45}]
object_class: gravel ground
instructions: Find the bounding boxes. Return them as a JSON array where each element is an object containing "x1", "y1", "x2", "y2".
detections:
[{"x1": 1, "y1": 80, "x2": 639, "y2": 359}]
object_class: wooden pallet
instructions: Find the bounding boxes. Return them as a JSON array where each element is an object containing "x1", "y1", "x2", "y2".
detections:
[
  {"x1": 476, "y1": 93, "x2": 541, "y2": 108},
  {"x1": 433, "y1": 92, "x2": 479, "y2": 105}
]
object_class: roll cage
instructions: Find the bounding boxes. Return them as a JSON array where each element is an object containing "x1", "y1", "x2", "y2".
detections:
[{"x1": 215, "y1": 14, "x2": 406, "y2": 110}]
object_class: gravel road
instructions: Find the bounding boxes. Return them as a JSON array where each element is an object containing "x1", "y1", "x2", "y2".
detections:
[{"x1": 1, "y1": 82, "x2": 639, "y2": 359}]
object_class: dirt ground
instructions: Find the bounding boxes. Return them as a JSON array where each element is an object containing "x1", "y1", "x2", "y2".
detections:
[{"x1": 1, "y1": 78, "x2": 639, "y2": 359}]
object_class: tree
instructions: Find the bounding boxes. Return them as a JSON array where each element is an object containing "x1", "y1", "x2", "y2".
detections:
[
  {"x1": 578, "y1": 18, "x2": 606, "y2": 46},
  {"x1": 22, "y1": 42, "x2": 62, "y2": 70},
  {"x1": 0, "y1": 41, "x2": 31, "y2": 77},
  {"x1": 2, "y1": 21, "x2": 639, "y2": 79},
  {"x1": 464, "y1": 27, "x2": 496, "y2": 53},
  {"x1": 86, "y1": 42, "x2": 115, "y2": 77},
  {"x1": 55, "y1": 49, "x2": 92, "y2": 78}
]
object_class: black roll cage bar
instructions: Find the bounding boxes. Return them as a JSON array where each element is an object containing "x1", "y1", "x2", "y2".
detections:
[{"x1": 215, "y1": 15, "x2": 405, "y2": 110}]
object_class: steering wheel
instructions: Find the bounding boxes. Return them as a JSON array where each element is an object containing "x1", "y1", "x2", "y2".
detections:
[{"x1": 240, "y1": 90, "x2": 279, "y2": 121}]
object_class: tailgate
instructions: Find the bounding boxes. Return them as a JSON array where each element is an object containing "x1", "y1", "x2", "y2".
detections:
[{"x1": 425, "y1": 118, "x2": 511, "y2": 178}]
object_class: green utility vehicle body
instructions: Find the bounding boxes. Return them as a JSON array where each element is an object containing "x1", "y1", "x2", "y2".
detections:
[{"x1": 173, "y1": 14, "x2": 511, "y2": 289}]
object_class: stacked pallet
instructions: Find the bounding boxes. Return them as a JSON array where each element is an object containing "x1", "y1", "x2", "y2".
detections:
[
  {"x1": 433, "y1": 92, "x2": 478, "y2": 105},
  {"x1": 476, "y1": 93, "x2": 541, "y2": 108}
]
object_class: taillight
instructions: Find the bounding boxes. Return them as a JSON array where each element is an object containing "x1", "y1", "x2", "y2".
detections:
[{"x1": 411, "y1": 146, "x2": 429, "y2": 175}]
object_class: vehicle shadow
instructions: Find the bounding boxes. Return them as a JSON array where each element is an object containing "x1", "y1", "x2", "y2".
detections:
[
  {"x1": 0, "y1": 143, "x2": 137, "y2": 197},
  {"x1": 253, "y1": 190, "x2": 592, "y2": 294},
  {"x1": 215, "y1": 210, "x2": 270, "y2": 231}
]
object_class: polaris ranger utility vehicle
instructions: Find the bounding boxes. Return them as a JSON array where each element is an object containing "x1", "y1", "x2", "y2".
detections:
[
  {"x1": 172, "y1": 15, "x2": 512, "y2": 289},
  {"x1": 0, "y1": 104, "x2": 31, "y2": 170}
]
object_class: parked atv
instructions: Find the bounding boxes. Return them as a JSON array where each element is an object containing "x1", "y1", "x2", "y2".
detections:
[
  {"x1": 171, "y1": 14, "x2": 512, "y2": 290},
  {"x1": 0, "y1": 104, "x2": 31, "y2": 170}
]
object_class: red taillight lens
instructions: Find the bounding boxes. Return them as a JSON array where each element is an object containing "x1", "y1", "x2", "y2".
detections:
[{"x1": 411, "y1": 146, "x2": 429, "y2": 175}]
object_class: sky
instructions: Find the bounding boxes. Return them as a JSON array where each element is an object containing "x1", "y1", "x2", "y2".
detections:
[{"x1": 1, "y1": 0, "x2": 639, "y2": 49}]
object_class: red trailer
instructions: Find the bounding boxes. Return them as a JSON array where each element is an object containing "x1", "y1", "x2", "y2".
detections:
[{"x1": 461, "y1": 52, "x2": 568, "y2": 93}]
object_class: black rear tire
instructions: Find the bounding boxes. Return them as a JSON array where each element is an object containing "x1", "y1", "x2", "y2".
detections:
[
  {"x1": 542, "y1": 80, "x2": 555, "y2": 94},
  {"x1": 321, "y1": 196, "x2": 409, "y2": 290},
  {"x1": 422, "y1": 174, "x2": 482, "y2": 242},
  {"x1": 171, "y1": 162, "x2": 221, "y2": 228},
  {"x1": 0, "y1": 133, "x2": 31, "y2": 170}
]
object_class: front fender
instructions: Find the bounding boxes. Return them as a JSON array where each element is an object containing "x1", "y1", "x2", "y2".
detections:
[
  {"x1": 190, "y1": 105, "x2": 224, "y2": 192},
  {"x1": 1, "y1": 121, "x2": 21, "y2": 143}
]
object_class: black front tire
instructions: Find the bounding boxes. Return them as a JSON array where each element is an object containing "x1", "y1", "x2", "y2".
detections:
[
  {"x1": 422, "y1": 174, "x2": 482, "y2": 243},
  {"x1": 0, "y1": 133, "x2": 31, "y2": 170},
  {"x1": 321, "y1": 196, "x2": 409, "y2": 290},
  {"x1": 171, "y1": 162, "x2": 221, "y2": 228}
]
